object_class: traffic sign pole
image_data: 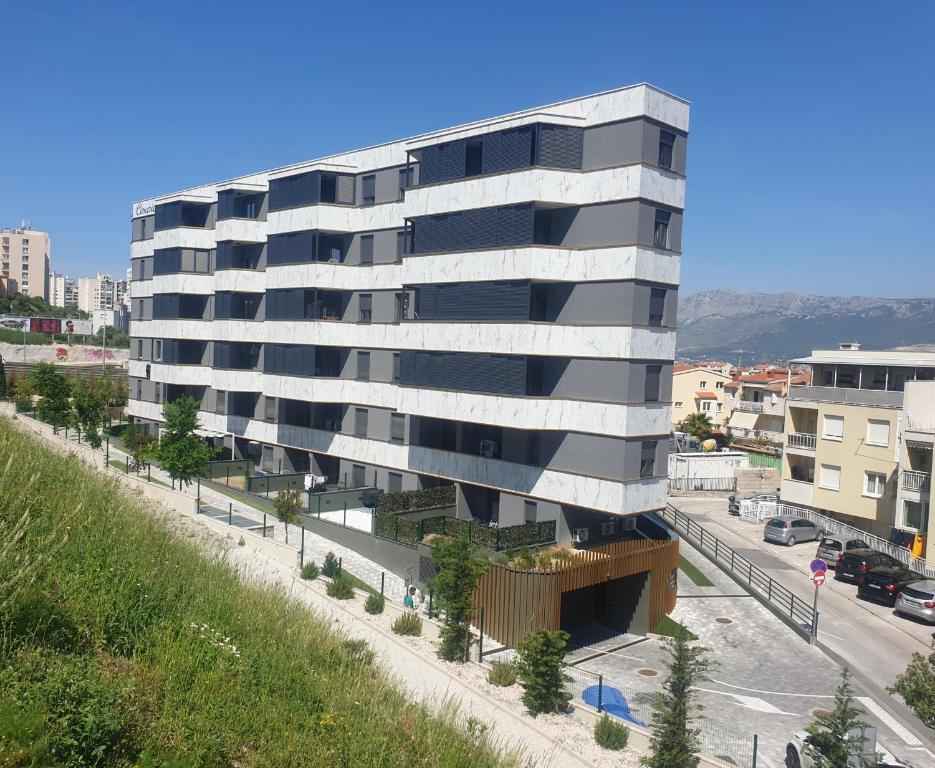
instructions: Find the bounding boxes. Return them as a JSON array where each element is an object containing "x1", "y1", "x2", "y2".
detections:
[{"x1": 809, "y1": 568, "x2": 826, "y2": 645}]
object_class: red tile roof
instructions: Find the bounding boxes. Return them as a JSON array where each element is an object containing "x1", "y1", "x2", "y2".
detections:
[{"x1": 695, "y1": 390, "x2": 718, "y2": 399}]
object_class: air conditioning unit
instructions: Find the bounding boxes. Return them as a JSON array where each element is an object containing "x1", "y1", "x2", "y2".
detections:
[
  {"x1": 622, "y1": 517, "x2": 638, "y2": 532},
  {"x1": 600, "y1": 520, "x2": 616, "y2": 537},
  {"x1": 478, "y1": 440, "x2": 499, "y2": 458},
  {"x1": 571, "y1": 527, "x2": 590, "y2": 543}
]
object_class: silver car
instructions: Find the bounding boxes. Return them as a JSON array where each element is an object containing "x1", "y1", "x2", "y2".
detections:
[
  {"x1": 815, "y1": 536, "x2": 869, "y2": 568},
  {"x1": 764, "y1": 516, "x2": 821, "y2": 547},
  {"x1": 895, "y1": 580, "x2": 935, "y2": 624}
]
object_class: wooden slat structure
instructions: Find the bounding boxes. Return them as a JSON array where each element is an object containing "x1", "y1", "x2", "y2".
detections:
[{"x1": 473, "y1": 538, "x2": 679, "y2": 648}]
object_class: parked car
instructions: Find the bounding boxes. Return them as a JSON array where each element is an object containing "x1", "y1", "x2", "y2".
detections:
[
  {"x1": 895, "y1": 580, "x2": 935, "y2": 624},
  {"x1": 763, "y1": 516, "x2": 822, "y2": 546},
  {"x1": 835, "y1": 548, "x2": 902, "y2": 584},
  {"x1": 815, "y1": 536, "x2": 870, "y2": 568},
  {"x1": 857, "y1": 563, "x2": 922, "y2": 606},
  {"x1": 785, "y1": 729, "x2": 907, "y2": 767}
]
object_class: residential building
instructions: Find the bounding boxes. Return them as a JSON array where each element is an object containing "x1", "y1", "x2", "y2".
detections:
[
  {"x1": 128, "y1": 84, "x2": 688, "y2": 554},
  {"x1": 671, "y1": 364, "x2": 732, "y2": 427},
  {"x1": 91, "y1": 307, "x2": 129, "y2": 334},
  {"x1": 0, "y1": 224, "x2": 50, "y2": 301},
  {"x1": 50, "y1": 272, "x2": 78, "y2": 308},
  {"x1": 896, "y1": 380, "x2": 933, "y2": 558},
  {"x1": 781, "y1": 345, "x2": 935, "y2": 549},
  {"x1": 724, "y1": 366, "x2": 810, "y2": 444},
  {"x1": 78, "y1": 273, "x2": 117, "y2": 313}
]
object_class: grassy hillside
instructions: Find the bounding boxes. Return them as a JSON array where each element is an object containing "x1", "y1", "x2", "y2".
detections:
[{"x1": 0, "y1": 417, "x2": 514, "y2": 768}]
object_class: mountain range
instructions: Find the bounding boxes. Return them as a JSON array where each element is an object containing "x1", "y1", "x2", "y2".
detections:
[{"x1": 676, "y1": 290, "x2": 935, "y2": 364}]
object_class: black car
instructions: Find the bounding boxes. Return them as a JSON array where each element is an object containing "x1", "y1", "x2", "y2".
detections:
[
  {"x1": 835, "y1": 548, "x2": 902, "y2": 583},
  {"x1": 857, "y1": 563, "x2": 922, "y2": 606}
]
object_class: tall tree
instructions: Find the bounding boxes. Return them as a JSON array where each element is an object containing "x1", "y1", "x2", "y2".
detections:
[
  {"x1": 31, "y1": 363, "x2": 71, "y2": 426},
  {"x1": 806, "y1": 667, "x2": 871, "y2": 766},
  {"x1": 273, "y1": 488, "x2": 302, "y2": 544},
  {"x1": 430, "y1": 533, "x2": 489, "y2": 662},
  {"x1": 676, "y1": 412, "x2": 713, "y2": 439},
  {"x1": 642, "y1": 626, "x2": 713, "y2": 768},
  {"x1": 889, "y1": 639, "x2": 935, "y2": 728},
  {"x1": 156, "y1": 396, "x2": 215, "y2": 487}
]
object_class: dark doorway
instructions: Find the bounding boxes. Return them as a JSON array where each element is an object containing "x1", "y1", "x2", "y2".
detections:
[{"x1": 560, "y1": 572, "x2": 649, "y2": 637}]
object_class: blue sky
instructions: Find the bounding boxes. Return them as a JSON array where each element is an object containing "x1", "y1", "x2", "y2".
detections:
[{"x1": 1, "y1": 1, "x2": 932, "y2": 297}]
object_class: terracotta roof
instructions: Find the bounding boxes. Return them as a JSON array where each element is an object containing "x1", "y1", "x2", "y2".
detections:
[{"x1": 695, "y1": 390, "x2": 718, "y2": 399}]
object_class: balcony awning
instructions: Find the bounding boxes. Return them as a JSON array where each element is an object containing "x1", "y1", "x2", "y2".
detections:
[
  {"x1": 695, "y1": 390, "x2": 717, "y2": 399},
  {"x1": 195, "y1": 428, "x2": 227, "y2": 440},
  {"x1": 728, "y1": 411, "x2": 760, "y2": 431}
]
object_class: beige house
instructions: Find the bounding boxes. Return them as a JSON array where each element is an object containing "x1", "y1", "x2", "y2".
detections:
[
  {"x1": 671, "y1": 364, "x2": 732, "y2": 428},
  {"x1": 1, "y1": 224, "x2": 50, "y2": 301},
  {"x1": 781, "y1": 346, "x2": 935, "y2": 558}
]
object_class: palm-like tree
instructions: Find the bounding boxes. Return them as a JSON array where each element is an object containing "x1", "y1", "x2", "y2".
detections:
[{"x1": 677, "y1": 412, "x2": 713, "y2": 439}]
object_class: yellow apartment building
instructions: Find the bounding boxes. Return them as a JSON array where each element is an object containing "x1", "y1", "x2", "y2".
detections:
[{"x1": 671, "y1": 364, "x2": 732, "y2": 428}]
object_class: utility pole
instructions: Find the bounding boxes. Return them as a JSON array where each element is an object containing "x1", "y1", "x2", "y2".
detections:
[{"x1": 101, "y1": 321, "x2": 107, "y2": 374}]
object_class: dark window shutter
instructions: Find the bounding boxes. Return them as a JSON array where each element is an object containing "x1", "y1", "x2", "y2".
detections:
[
  {"x1": 437, "y1": 140, "x2": 466, "y2": 182},
  {"x1": 538, "y1": 125, "x2": 584, "y2": 169},
  {"x1": 360, "y1": 235, "x2": 374, "y2": 264},
  {"x1": 419, "y1": 146, "x2": 438, "y2": 186}
]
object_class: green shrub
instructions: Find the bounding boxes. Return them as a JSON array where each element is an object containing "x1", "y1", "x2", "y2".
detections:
[
  {"x1": 375, "y1": 485, "x2": 456, "y2": 515},
  {"x1": 392, "y1": 612, "x2": 423, "y2": 636},
  {"x1": 487, "y1": 661, "x2": 517, "y2": 687},
  {"x1": 365, "y1": 592, "x2": 385, "y2": 615},
  {"x1": 594, "y1": 714, "x2": 629, "y2": 750},
  {"x1": 300, "y1": 561, "x2": 320, "y2": 580},
  {"x1": 326, "y1": 576, "x2": 354, "y2": 600},
  {"x1": 515, "y1": 629, "x2": 572, "y2": 715},
  {"x1": 342, "y1": 639, "x2": 374, "y2": 666},
  {"x1": 322, "y1": 551, "x2": 340, "y2": 578}
]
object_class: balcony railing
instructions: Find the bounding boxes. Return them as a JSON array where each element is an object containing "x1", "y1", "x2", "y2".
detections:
[
  {"x1": 906, "y1": 413, "x2": 935, "y2": 433},
  {"x1": 734, "y1": 400, "x2": 765, "y2": 413},
  {"x1": 787, "y1": 432, "x2": 817, "y2": 450},
  {"x1": 902, "y1": 470, "x2": 932, "y2": 493}
]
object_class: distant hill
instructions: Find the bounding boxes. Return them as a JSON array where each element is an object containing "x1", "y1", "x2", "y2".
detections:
[{"x1": 676, "y1": 290, "x2": 935, "y2": 364}]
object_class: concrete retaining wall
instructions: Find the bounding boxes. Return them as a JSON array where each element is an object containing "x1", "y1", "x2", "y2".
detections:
[{"x1": 736, "y1": 467, "x2": 780, "y2": 497}]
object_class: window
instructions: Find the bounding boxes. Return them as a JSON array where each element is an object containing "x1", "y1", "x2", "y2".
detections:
[
  {"x1": 866, "y1": 419, "x2": 890, "y2": 447},
  {"x1": 864, "y1": 472, "x2": 886, "y2": 498},
  {"x1": 819, "y1": 464, "x2": 841, "y2": 491},
  {"x1": 154, "y1": 339, "x2": 162, "y2": 361},
  {"x1": 356, "y1": 351, "x2": 370, "y2": 381},
  {"x1": 645, "y1": 364, "x2": 662, "y2": 402},
  {"x1": 674, "y1": 401, "x2": 683, "y2": 407},
  {"x1": 465, "y1": 139, "x2": 483, "y2": 176},
  {"x1": 658, "y1": 130, "x2": 675, "y2": 170},
  {"x1": 524, "y1": 500, "x2": 538, "y2": 524},
  {"x1": 715, "y1": 381, "x2": 724, "y2": 389},
  {"x1": 640, "y1": 441, "x2": 657, "y2": 478},
  {"x1": 262, "y1": 445, "x2": 275, "y2": 472},
  {"x1": 392, "y1": 352, "x2": 401, "y2": 383},
  {"x1": 649, "y1": 287, "x2": 666, "y2": 326},
  {"x1": 396, "y1": 230, "x2": 406, "y2": 262},
  {"x1": 359, "y1": 235, "x2": 374, "y2": 265},
  {"x1": 361, "y1": 174, "x2": 376, "y2": 206},
  {"x1": 903, "y1": 501, "x2": 930, "y2": 532},
  {"x1": 822, "y1": 415, "x2": 844, "y2": 441},
  {"x1": 654, "y1": 210, "x2": 671, "y2": 248},
  {"x1": 140, "y1": 218, "x2": 148, "y2": 240},
  {"x1": 354, "y1": 408, "x2": 368, "y2": 437},
  {"x1": 388, "y1": 471, "x2": 403, "y2": 493},
  {"x1": 264, "y1": 396, "x2": 276, "y2": 422},
  {"x1": 352, "y1": 464, "x2": 366, "y2": 488},
  {"x1": 701, "y1": 401, "x2": 712, "y2": 412},
  {"x1": 398, "y1": 168, "x2": 413, "y2": 200},
  {"x1": 215, "y1": 391, "x2": 227, "y2": 415},
  {"x1": 358, "y1": 293, "x2": 372, "y2": 323},
  {"x1": 390, "y1": 413, "x2": 405, "y2": 443},
  {"x1": 699, "y1": 381, "x2": 707, "y2": 388}
]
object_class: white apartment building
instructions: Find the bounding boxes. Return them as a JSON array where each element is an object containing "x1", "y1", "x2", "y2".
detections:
[
  {"x1": 50, "y1": 271, "x2": 77, "y2": 308},
  {"x1": 128, "y1": 84, "x2": 688, "y2": 544},
  {"x1": 78, "y1": 272, "x2": 126, "y2": 313}
]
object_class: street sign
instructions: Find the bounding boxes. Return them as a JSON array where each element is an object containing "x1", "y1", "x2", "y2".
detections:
[
  {"x1": 813, "y1": 572, "x2": 826, "y2": 587},
  {"x1": 810, "y1": 558, "x2": 828, "y2": 574}
]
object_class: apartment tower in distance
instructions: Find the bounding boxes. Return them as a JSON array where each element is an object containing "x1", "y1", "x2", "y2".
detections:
[
  {"x1": 128, "y1": 85, "x2": 687, "y2": 582},
  {"x1": 1, "y1": 223, "x2": 50, "y2": 301}
]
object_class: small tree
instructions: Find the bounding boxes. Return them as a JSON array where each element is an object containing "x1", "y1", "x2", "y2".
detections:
[
  {"x1": 676, "y1": 412, "x2": 713, "y2": 440},
  {"x1": 31, "y1": 362, "x2": 71, "y2": 426},
  {"x1": 889, "y1": 640, "x2": 935, "y2": 728},
  {"x1": 430, "y1": 533, "x2": 489, "y2": 662},
  {"x1": 123, "y1": 425, "x2": 158, "y2": 468},
  {"x1": 515, "y1": 629, "x2": 572, "y2": 715},
  {"x1": 14, "y1": 376, "x2": 35, "y2": 412},
  {"x1": 155, "y1": 396, "x2": 215, "y2": 487},
  {"x1": 322, "y1": 551, "x2": 340, "y2": 578},
  {"x1": 642, "y1": 626, "x2": 713, "y2": 768},
  {"x1": 274, "y1": 488, "x2": 302, "y2": 544},
  {"x1": 71, "y1": 377, "x2": 108, "y2": 448},
  {"x1": 806, "y1": 667, "x2": 870, "y2": 766}
]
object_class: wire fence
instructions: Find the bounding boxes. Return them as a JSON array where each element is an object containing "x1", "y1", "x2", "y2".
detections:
[{"x1": 565, "y1": 665, "x2": 758, "y2": 768}]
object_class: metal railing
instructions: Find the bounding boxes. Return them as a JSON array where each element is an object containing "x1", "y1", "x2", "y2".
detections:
[
  {"x1": 565, "y1": 665, "x2": 758, "y2": 767},
  {"x1": 902, "y1": 470, "x2": 932, "y2": 492},
  {"x1": 669, "y1": 476, "x2": 736, "y2": 492},
  {"x1": 776, "y1": 502, "x2": 935, "y2": 579},
  {"x1": 787, "y1": 432, "x2": 817, "y2": 450},
  {"x1": 905, "y1": 412, "x2": 935, "y2": 433},
  {"x1": 661, "y1": 505, "x2": 815, "y2": 631},
  {"x1": 733, "y1": 400, "x2": 765, "y2": 413}
]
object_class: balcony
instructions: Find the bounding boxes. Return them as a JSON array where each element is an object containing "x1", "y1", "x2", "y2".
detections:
[
  {"x1": 787, "y1": 432, "x2": 817, "y2": 451},
  {"x1": 902, "y1": 470, "x2": 932, "y2": 493},
  {"x1": 906, "y1": 412, "x2": 935, "y2": 433}
]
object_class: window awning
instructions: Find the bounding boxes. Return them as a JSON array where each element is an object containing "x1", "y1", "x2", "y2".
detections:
[
  {"x1": 728, "y1": 411, "x2": 760, "y2": 431},
  {"x1": 695, "y1": 390, "x2": 717, "y2": 399},
  {"x1": 195, "y1": 428, "x2": 227, "y2": 439}
]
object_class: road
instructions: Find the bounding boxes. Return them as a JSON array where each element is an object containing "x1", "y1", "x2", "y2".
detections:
[{"x1": 670, "y1": 495, "x2": 935, "y2": 765}]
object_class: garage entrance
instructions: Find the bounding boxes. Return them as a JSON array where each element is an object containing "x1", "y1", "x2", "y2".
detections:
[{"x1": 560, "y1": 571, "x2": 650, "y2": 636}]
